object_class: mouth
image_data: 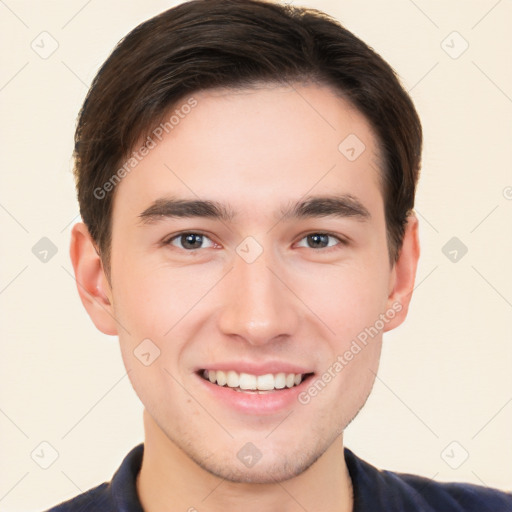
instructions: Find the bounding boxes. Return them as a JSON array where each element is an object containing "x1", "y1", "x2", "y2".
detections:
[{"x1": 198, "y1": 369, "x2": 315, "y2": 394}]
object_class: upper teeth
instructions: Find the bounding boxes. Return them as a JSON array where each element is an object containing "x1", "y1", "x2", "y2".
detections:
[{"x1": 203, "y1": 370, "x2": 303, "y2": 390}]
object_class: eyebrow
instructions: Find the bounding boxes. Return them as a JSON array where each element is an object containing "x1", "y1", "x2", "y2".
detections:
[
  {"x1": 280, "y1": 194, "x2": 370, "y2": 221},
  {"x1": 138, "y1": 194, "x2": 371, "y2": 224}
]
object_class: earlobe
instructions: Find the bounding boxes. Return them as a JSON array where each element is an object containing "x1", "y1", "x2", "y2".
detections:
[
  {"x1": 69, "y1": 222, "x2": 118, "y2": 335},
  {"x1": 384, "y1": 213, "x2": 420, "y2": 332}
]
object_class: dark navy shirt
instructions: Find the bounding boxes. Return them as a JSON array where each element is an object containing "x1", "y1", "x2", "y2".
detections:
[{"x1": 44, "y1": 443, "x2": 512, "y2": 511}]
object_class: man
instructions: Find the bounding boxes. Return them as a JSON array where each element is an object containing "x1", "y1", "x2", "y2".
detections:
[{"x1": 46, "y1": 0, "x2": 512, "y2": 510}]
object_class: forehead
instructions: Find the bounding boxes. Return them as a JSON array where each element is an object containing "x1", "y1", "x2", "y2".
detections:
[{"x1": 111, "y1": 83, "x2": 384, "y2": 223}]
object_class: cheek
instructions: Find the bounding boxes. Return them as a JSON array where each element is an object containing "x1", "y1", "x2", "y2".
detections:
[
  {"x1": 111, "y1": 266, "x2": 192, "y2": 408},
  {"x1": 108, "y1": 270, "x2": 176, "y2": 385},
  {"x1": 110, "y1": 259, "x2": 219, "y2": 379},
  {"x1": 292, "y1": 257, "x2": 391, "y2": 340},
  {"x1": 111, "y1": 259, "x2": 194, "y2": 334},
  {"x1": 338, "y1": 339, "x2": 382, "y2": 415}
]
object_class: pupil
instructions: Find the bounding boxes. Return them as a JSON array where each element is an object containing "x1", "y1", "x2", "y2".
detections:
[
  {"x1": 309, "y1": 234, "x2": 328, "y2": 248},
  {"x1": 184, "y1": 234, "x2": 202, "y2": 249}
]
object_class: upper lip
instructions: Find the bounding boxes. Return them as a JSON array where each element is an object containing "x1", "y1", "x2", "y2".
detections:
[{"x1": 198, "y1": 361, "x2": 314, "y2": 376}]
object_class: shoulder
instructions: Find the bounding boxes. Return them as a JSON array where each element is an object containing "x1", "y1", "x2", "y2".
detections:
[
  {"x1": 42, "y1": 483, "x2": 112, "y2": 512},
  {"x1": 383, "y1": 469, "x2": 512, "y2": 511},
  {"x1": 344, "y1": 448, "x2": 512, "y2": 511},
  {"x1": 42, "y1": 444, "x2": 144, "y2": 512}
]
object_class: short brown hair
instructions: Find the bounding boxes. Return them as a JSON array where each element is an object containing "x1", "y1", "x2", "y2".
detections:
[{"x1": 74, "y1": 0, "x2": 422, "y2": 278}]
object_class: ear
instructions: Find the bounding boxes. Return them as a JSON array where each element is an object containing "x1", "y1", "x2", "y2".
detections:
[
  {"x1": 383, "y1": 213, "x2": 420, "y2": 332},
  {"x1": 69, "y1": 222, "x2": 118, "y2": 335}
]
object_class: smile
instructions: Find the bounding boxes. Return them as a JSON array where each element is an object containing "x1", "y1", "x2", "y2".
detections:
[{"x1": 200, "y1": 369, "x2": 313, "y2": 392}]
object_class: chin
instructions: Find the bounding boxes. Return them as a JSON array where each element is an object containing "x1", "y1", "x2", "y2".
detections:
[
  {"x1": 176, "y1": 431, "x2": 332, "y2": 485},
  {"x1": 197, "y1": 451, "x2": 323, "y2": 485}
]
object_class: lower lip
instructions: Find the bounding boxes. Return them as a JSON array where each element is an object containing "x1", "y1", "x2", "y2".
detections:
[{"x1": 196, "y1": 372, "x2": 313, "y2": 415}]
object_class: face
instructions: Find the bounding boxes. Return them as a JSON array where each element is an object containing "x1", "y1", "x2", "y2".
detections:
[{"x1": 74, "y1": 83, "x2": 417, "y2": 484}]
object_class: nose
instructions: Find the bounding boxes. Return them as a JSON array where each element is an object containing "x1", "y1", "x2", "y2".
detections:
[{"x1": 217, "y1": 246, "x2": 300, "y2": 346}]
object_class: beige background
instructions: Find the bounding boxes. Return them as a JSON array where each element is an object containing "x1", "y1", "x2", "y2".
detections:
[{"x1": 1, "y1": 0, "x2": 511, "y2": 510}]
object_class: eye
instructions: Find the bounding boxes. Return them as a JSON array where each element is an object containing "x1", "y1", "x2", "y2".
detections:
[
  {"x1": 164, "y1": 232, "x2": 217, "y2": 251},
  {"x1": 296, "y1": 232, "x2": 346, "y2": 251}
]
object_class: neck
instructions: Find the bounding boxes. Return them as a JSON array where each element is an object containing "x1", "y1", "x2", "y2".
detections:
[{"x1": 136, "y1": 410, "x2": 353, "y2": 512}]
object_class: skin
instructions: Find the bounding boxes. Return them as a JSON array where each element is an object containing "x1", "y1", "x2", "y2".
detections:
[{"x1": 70, "y1": 83, "x2": 420, "y2": 512}]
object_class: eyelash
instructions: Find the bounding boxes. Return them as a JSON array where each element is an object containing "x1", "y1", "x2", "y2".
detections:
[{"x1": 163, "y1": 231, "x2": 348, "y2": 253}]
